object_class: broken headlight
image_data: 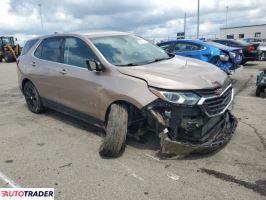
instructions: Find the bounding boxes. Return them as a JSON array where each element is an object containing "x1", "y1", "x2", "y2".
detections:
[
  {"x1": 229, "y1": 52, "x2": 236, "y2": 59},
  {"x1": 219, "y1": 54, "x2": 229, "y2": 61},
  {"x1": 149, "y1": 88, "x2": 200, "y2": 105}
]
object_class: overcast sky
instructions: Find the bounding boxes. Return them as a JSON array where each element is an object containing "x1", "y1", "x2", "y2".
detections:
[{"x1": 1, "y1": 0, "x2": 266, "y2": 43}]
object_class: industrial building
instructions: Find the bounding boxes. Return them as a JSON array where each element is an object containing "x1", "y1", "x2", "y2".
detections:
[{"x1": 220, "y1": 24, "x2": 266, "y2": 40}]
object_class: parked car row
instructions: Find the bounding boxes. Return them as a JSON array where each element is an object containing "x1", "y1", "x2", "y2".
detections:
[
  {"x1": 212, "y1": 39, "x2": 259, "y2": 64},
  {"x1": 157, "y1": 38, "x2": 264, "y2": 74},
  {"x1": 17, "y1": 32, "x2": 238, "y2": 157},
  {"x1": 157, "y1": 39, "x2": 242, "y2": 74}
]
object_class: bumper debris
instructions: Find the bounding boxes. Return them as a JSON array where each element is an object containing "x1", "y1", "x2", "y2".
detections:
[
  {"x1": 142, "y1": 96, "x2": 238, "y2": 157},
  {"x1": 159, "y1": 111, "x2": 238, "y2": 156}
]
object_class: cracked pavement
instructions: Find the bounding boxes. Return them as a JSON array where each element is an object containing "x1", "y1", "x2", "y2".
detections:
[{"x1": 0, "y1": 62, "x2": 265, "y2": 200}]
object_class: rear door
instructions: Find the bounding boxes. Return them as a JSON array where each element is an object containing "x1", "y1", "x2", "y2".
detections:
[{"x1": 30, "y1": 37, "x2": 65, "y2": 103}]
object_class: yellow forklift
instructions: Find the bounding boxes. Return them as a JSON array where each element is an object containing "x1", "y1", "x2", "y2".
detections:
[{"x1": 0, "y1": 36, "x2": 21, "y2": 62}]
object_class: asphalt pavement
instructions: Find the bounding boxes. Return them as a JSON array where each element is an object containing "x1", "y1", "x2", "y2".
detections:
[{"x1": 0, "y1": 62, "x2": 265, "y2": 200}]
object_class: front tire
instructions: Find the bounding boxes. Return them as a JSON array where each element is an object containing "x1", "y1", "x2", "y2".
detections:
[
  {"x1": 99, "y1": 104, "x2": 128, "y2": 157},
  {"x1": 23, "y1": 81, "x2": 45, "y2": 113}
]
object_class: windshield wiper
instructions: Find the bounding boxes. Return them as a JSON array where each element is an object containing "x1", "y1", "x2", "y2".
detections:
[
  {"x1": 116, "y1": 57, "x2": 172, "y2": 66},
  {"x1": 147, "y1": 57, "x2": 172, "y2": 64},
  {"x1": 116, "y1": 63, "x2": 139, "y2": 66}
]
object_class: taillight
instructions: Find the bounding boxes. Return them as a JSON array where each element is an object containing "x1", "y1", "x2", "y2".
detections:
[
  {"x1": 247, "y1": 45, "x2": 255, "y2": 52},
  {"x1": 16, "y1": 58, "x2": 20, "y2": 67}
]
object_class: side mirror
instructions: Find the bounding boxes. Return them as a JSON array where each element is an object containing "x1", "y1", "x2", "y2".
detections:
[
  {"x1": 86, "y1": 59, "x2": 105, "y2": 72},
  {"x1": 167, "y1": 52, "x2": 175, "y2": 58}
]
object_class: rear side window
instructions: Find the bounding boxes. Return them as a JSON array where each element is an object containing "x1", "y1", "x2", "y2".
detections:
[
  {"x1": 63, "y1": 37, "x2": 97, "y2": 68},
  {"x1": 158, "y1": 43, "x2": 172, "y2": 52},
  {"x1": 21, "y1": 39, "x2": 38, "y2": 55},
  {"x1": 174, "y1": 42, "x2": 202, "y2": 52},
  {"x1": 34, "y1": 37, "x2": 64, "y2": 63}
]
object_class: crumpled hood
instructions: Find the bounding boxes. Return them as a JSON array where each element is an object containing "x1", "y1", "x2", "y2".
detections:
[{"x1": 117, "y1": 56, "x2": 228, "y2": 90}]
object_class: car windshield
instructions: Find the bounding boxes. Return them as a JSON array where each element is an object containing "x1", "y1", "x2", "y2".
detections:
[
  {"x1": 90, "y1": 35, "x2": 170, "y2": 66},
  {"x1": 244, "y1": 38, "x2": 262, "y2": 43},
  {"x1": 235, "y1": 40, "x2": 250, "y2": 45}
]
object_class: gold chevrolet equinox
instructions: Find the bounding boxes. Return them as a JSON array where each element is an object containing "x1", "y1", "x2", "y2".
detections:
[{"x1": 17, "y1": 31, "x2": 237, "y2": 157}]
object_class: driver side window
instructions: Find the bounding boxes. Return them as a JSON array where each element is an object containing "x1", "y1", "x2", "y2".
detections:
[{"x1": 63, "y1": 37, "x2": 97, "y2": 68}]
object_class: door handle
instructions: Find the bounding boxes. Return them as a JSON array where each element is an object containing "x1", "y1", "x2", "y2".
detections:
[
  {"x1": 59, "y1": 69, "x2": 67, "y2": 75},
  {"x1": 31, "y1": 61, "x2": 36, "y2": 67}
]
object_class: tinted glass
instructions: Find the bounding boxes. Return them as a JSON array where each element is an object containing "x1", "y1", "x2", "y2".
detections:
[
  {"x1": 63, "y1": 37, "x2": 97, "y2": 68},
  {"x1": 234, "y1": 40, "x2": 250, "y2": 46},
  {"x1": 37, "y1": 37, "x2": 64, "y2": 62},
  {"x1": 0, "y1": 37, "x2": 14, "y2": 46},
  {"x1": 34, "y1": 43, "x2": 42, "y2": 58},
  {"x1": 174, "y1": 42, "x2": 202, "y2": 52},
  {"x1": 91, "y1": 35, "x2": 169, "y2": 66},
  {"x1": 21, "y1": 39, "x2": 38, "y2": 55},
  {"x1": 158, "y1": 43, "x2": 172, "y2": 51},
  {"x1": 214, "y1": 40, "x2": 227, "y2": 45}
]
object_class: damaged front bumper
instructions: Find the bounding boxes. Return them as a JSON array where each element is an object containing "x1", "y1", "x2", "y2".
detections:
[
  {"x1": 143, "y1": 94, "x2": 238, "y2": 156},
  {"x1": 159, "y1": 111, "x2": 237, "y2": 155}
]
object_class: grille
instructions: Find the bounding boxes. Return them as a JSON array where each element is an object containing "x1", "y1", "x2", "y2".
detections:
[{"x1": 201, "y1": 86, "x2": 233, "y2": 116}]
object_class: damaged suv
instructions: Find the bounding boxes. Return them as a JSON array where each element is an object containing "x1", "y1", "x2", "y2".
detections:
[{"x1": 17, "y1": 32, "x2": 237, "y2": 157}]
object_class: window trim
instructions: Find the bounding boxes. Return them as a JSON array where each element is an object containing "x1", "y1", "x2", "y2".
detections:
[
  {"x1": 32, "y1": 36, "x2": 99, "y2": 70},
  {"x1": 33, "y1": 36, "x2": 65, "y2": 63}
]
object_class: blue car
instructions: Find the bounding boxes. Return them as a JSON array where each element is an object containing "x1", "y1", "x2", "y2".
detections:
[{"x1": 157, "y1": 40, "x2": 243, "y2": 73}]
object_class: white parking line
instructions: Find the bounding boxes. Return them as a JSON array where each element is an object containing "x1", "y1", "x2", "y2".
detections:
[
  {"x1": 144, "y1": 153, "x2": 161, "y2": 162},
  {"x1": 167, "y1": 172, "x2": 180, "y2": 181},
  {"x1": 117, "y1": 161, "x2": 145, "y2": 182},
  {"x1": 0, "y1": 171, "x2": 21, "y2": 188}
]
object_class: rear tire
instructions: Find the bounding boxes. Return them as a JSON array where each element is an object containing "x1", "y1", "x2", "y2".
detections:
[
  {"x1": 3, "y1": 51, "x2": 14, "y2": 63},
  {"x1": 23, "y1": 81, "x2": 45, "y2": 113},
  {"x1": 241, "y1": 60, "x2": 247, "y2": 65},
  {"x1": 99, "y1": 104, "x2": 128, "y2": 158},
  {"x1": 256, "y1": 86, "x2": 261, "y2": 97}
]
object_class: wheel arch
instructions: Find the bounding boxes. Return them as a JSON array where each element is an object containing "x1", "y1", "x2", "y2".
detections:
[
  {"x1": 104, "y1": 100, "x2": 143, "y2": 126},
  {"x1": 21, "y1": 78, "x2": 32, "y2": 93}
]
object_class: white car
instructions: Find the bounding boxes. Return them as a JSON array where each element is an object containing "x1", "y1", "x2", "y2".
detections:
[{"x1": 258, "y1": 43, "x2": 266, "y2": 60}]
